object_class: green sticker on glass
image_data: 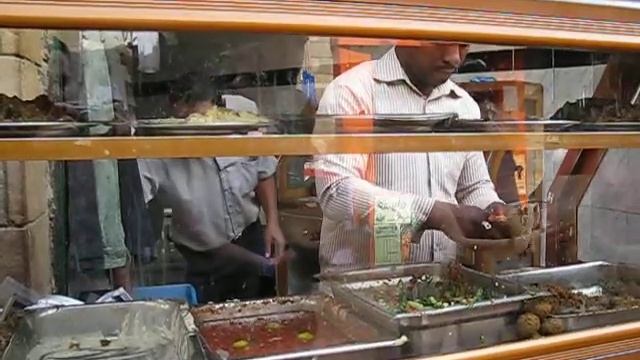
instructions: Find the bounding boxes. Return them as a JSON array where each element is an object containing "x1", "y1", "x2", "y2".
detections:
[{"x1": 374, "y1": 196, "x2": 412, "y2": 266}]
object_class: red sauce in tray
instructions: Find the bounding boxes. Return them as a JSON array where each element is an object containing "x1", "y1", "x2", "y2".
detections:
[{"x1": 199, "y1": 312, "x2": 352, "y2": 359}]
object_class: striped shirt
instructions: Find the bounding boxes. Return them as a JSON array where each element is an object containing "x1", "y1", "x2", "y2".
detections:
[{"x1": 314, "y1": 48, "x2": 501, "y2": 272}]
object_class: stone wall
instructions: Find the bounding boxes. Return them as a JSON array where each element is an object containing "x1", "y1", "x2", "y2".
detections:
[
  {"x1": 0, "y1": 29, "x2": 53, "y2": 294},
  {"x1": 578, "y1": 149, "x2": 640, "y2": 264},
  {"x1": 305, "y1": 37, "x2": 334, "y2": 99}
]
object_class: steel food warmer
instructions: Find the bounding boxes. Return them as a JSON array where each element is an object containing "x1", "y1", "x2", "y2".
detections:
[{"x1": 2, "y1": 0, "x2": 640, "y2": 359}]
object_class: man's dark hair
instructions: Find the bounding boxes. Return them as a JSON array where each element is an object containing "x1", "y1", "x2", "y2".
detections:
[{"x1": 168, "y1": 72, "x2": 220, "y2": 106}]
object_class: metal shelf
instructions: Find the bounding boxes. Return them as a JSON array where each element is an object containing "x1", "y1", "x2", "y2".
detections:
[
  {"x1": 0, "y1": 132, "x2": 638, "y2": 161},
  {"x1": 2, "y1": 0, "x2": 640, "y2": 51}
]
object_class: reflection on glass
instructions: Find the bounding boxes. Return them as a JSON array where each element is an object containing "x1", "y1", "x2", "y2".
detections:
[{"x1": 1, "y1": 27, "x2": 639, "y2": 359}]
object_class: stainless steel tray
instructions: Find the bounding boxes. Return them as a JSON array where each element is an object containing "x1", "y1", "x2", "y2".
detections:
[
  {"x1": 191, "y1": 295, "x2": 406, "y2": 360},
  {"x1": 571, "y1": 122, "x2": 640, "y2": 132},
  {"x1": 433, "y1": 120, "x2": 579, "y2": 133},
  {"x1": 329, "y1": 264, "x2": 530, "y2": 330},
  {"x1": 2, "y1": 300, "x2": 204, "y2": 360},
  {"x1": 0, "y1": 122, "x2": 96, "y2": 137},
  {"x1": 499, "y1": 261, "x2": 640, "y2": 332},
  {"x1": 135, "y1": 121, "x2": 270, "y2": 136},
  {"x1": 331, "y1": 113, "x2": 458, "y2": 133},
  {"x1": 497, "y1": 261, "x2": 638, "y2": 290}
]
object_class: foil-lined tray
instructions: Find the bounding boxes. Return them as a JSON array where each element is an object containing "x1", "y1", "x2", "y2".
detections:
[{"x1": 2, "y1": 300, "x2": 203, "y2": 360}]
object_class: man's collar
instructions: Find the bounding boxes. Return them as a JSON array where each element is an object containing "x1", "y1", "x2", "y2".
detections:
[
  {"x1": 373, "y1": 47, "x2": 464, "y2": 100},
  {"x1": 372, "y1": 48, "x2": 408, "y2": 83}
]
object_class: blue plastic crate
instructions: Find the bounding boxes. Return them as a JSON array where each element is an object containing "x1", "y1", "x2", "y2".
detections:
[{"x1": 133, "y1": 284, "x2": 198, "y2": 305}]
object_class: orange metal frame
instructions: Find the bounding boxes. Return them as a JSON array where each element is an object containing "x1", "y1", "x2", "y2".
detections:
[
  {"x1": 333, "y1": 0, "x2": 640, "y2": 23},
  {"x1": 1, "y1": 0, "x2": 639, "y2": 358},
  {"x1": 428, "y1": 320, "x2": 640, "y2": 360},
  {"x1": 2, "y1": 1, "x2": 640, "y2": 51}
]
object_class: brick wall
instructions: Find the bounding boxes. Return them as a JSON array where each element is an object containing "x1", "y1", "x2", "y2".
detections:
[
  {"x1": 305, "y1": 37, "x2": 334, "y2": 99},
  {"x1": 0, "y1": 29, "x2": 53, "y2": 294}
]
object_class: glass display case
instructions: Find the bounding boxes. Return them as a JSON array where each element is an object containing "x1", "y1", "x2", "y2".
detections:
[{"x1": 0, "y1": 1, "x2": 640, "y2": 359}]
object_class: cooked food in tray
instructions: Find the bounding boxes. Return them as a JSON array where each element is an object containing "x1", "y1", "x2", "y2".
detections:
[
  {"x1": 153, "y1": 106, "x2": 270, "y2": 125},
  {"x1": 199, "y1": 311, "x2": 353, "y2": 359},
  {"x1": 355, "y1": 264, "x2": 498, "y2": 314},
  {"x1": 0, "y1": 94, "x2": 75, "y2": 122},
  {"x1": 500, "y1": 263, "x2": 640, "y2": 339},
  {"x1": 192, "y1": 296, "x2": 400, "y2": 360},
  {"x1": 516, "y1": 282, "x2": 640, "y2": 339},
  {"x1": 552, "y1": 97, "x2": 640, "y2": 123},
  {"x1": 532, "y1": 282, "x2": 640, "y2": 315}
]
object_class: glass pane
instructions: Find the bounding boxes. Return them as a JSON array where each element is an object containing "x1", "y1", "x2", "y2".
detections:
[{"x1": 0, "y1": 28, "x2": 638, "y2": 358}]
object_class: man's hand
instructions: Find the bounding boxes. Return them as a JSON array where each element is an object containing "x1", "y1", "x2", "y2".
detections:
[
  {"x1": 456, "y1": 204, "x2": 493, "y2": 238},
  {"x1": 264, "y1": 223, "x2": 287, "y2": 257},
  {"x1": 485, "y1": 202, "x2": 522, "y2": 238},
  {"x1": 261, "y1": 248, "x2": 295, "y2": 277},
  {"x1": 424, "y1": 201, "x2": 500, "y2": 240},
  {"x1": 486, "y1": 202, "x2": 509, "y2": 221}
]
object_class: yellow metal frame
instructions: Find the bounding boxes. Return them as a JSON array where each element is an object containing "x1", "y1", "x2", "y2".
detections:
[
  {"x1": 0, "y1": 132, "x2": 638, "y2": 161},
  {"x1": 428, "y1": 320, "x2": 640, "y2": 360}
]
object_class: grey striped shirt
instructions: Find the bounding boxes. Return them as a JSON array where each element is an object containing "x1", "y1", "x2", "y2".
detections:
[{"x1": 314, "y1": 48, "x2": 501, "y2": 272}]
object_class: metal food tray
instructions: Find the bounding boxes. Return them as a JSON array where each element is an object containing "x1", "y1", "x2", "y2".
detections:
[
  {"x1": 329, "y1": 264, "x2": 530, "y2": 330},
  {"x1": 433, "y1": 119, "x2": 579, "y2": 133},
  {"x1": 331, "y1": 113, "x2": 458, "y2": 133},
  {"x1": 191, "y1": 295, "x2": 407, "y2": 360},
  {"x1": 0, "y1": 122, "x2": 96, "y2": 137},
  {"x1": 570, "y1": 122, "x2": 640, "y2": 132},
  {"x1": 498, "y1": 261, "x2": 640, "y2": 332},
  {"x1": 2, "y1": 300, "x2": 204, "y2": 360},
  {"x1": 135, "y1": 120, "x2": 270, "y2": 136}
]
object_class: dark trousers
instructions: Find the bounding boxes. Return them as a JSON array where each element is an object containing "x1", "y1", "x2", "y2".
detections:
[{"x1": 175, "y1": 221, "x2": 274, "y2": 303}]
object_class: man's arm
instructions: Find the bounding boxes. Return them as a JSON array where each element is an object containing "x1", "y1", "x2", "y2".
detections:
[
  {"x1": 453, "y1": 93, "x2": 502, "y2": 209},
  {"x1": 255, "y1": 175, "x2": 286, "y2": 257},
  {"x1": 253, "y1": 156, "x2": 285, "y2": 257},
  {"x1": 455, "y1": 152, "x2": 503, "y2": 209},
  {"x1": 315, "y1": 154, "x2": 435, "y2": 226}
]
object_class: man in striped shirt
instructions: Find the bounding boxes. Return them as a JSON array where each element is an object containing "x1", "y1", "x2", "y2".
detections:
[{"x1": 315, "y1": 43, "x2": 509, "y2": 272}]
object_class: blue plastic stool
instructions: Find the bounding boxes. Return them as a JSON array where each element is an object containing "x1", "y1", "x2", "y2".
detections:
[{"x1": 133, "y1": 284, "x2": 198, "y2": 305}]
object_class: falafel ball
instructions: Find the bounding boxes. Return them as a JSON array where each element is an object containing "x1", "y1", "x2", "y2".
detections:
[
  {"x1": 525, "y1": 300, "x2": 554, "y2": 319},
  {"x1": 516, "y1": 313, "x2": 541, "y2": 339},
  {"x1": 540, "y1": 318, "x2": 565, "y2": 336}
]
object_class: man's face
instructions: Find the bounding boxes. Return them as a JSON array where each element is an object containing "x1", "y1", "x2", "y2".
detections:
[{"x1": 397, "y1": 42, "x2": 470, "y2": 88}]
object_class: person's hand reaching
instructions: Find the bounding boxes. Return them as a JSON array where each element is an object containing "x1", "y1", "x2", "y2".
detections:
[
  {"x1": 261, "y1": 248, "x2": 295, "y2": 277},
  {"x1": 424, "y1": 201, "x2": 517, "y2": 241},
  {"x1": 485, "y1": 202, "x2": 524, "y2": 238},
  {"x1": 486, "y1": 202, "x2": 509, "y2": 221},
  {"x1": 425, "y1": 201, "x2": 492, "y2": 240},
  {"x1": 264, "y1": 223, "x2": 287, "y2": 258}
]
